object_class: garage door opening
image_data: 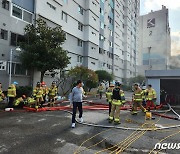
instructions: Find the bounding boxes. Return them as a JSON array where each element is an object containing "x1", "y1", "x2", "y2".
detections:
[{"x1": 160, "y1": 79, "x2": 180, "y2": 105}]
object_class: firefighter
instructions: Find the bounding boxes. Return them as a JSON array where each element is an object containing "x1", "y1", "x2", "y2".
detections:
[
  {"x1": 146, "y1": 84, "x2": 156, "y2": 109},
  {"x1": 26, "y1": 97, "x2": 36, "y2": 107},
  {"x1": 33, "y1": 82, "x2": 43, "y2": 109},
  {"x1": 48, "y1": 81, "x2": 58, "y2": 107},
  {"x1": 132, "y1": 83, "x2": 146, "y2": 115},
  {"x1": 14, "y1": 95, "x2": 26, "y2": 108},
  {"x1": 109, "y1": 82, "x2": 126, "y2": 124},
  {"x1": 7, "y1": 81, "x2": 18, "y2": 108},
  {"x1": 98, "y1": 83, "x2": 104, "y2": 99},
  {"x1": 41, "y1": 81, "x2": 49, "y2": 105},
  {"x1": 0, "y1": 83, "x2": 5, "y2": 102},
  {"x1": 106, "y1": 83, "x2": 114, "y2": 115}
]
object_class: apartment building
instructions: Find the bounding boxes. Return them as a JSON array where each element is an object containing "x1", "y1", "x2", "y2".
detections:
[
  {"x1": 0, "y1": 0, "x2": 35, "y2": 89},
  {"x1": 138, "y1": 6, "x2": 171, "y2": 76},
  {"x1": 0, "y1": 0, "x2": 140, "y2": 89}
]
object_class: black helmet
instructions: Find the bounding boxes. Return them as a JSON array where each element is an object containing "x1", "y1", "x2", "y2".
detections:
[
  {"x1": 52, "y1": 81, "x2": 56, "y2": 84},
  {"x1": 115, "y1": 81, "x2": 121, "y2": 87},
  {"x1": 37, "y1": 82, "x2": 41, "y2": 85}
]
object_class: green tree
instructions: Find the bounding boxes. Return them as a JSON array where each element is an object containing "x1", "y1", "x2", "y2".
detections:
[
  {"x1": 68, "y1": 66, "x2": 98, "y2": 92},
  {"x1": 19, "y1": 18, "x2": 70, "y2": 82},
  {"x1": 95, "y1": 70, "x2": 113, "y2": 82},
  {"x1": 55, "y1": 70, "x2": 74, "y2": 96},
  {"x1": 128, "y1": 75, "x2": 145, "y2": 86}
]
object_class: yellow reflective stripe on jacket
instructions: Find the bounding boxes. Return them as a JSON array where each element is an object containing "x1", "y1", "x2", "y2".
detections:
[
  {"x1": 106, "y1": 92, "x2": 112, "y2": 101},
  {"x1": 134, "y1": 94, "x2": 141, "y2": 96},
  {"x1": 112, "y1": 99, "x2": 122, "y2": 105},
  {"x1": 147, "y1": 89, "x2": 156, "y2": 100},
  {"x1": 14, "y1": 100, "x2": 20, "y2": 106},
  {"x1": 49, "y1": 86, "x2": 57, "y2": 96},
  {"x1": 0, "y1": 90, "x2": 3, "y2": 101},
  {"x1": 42, "y1": 87, "x2": 49, "y2": 95},
  {"x1": 27, "y1": 98, "x2": 36, "y2": 104},
  {"x1": 7, "y1": 88, "x2": 16, "y2": 97},
  {"x1": 121, "y1": 93, "x2": 125, "y2": 96},
  {"x1": 120, "y1": 92, "x2": 126, "y2": 103},
  {"x1": 134, "y1": 99, "x2": 143, "y2": 101},
  {"x1": 33, "y1": 87, "x2": 43, "y2": 97},
  {"x1": 134, "y1": 88, "x2": 143, "y2": 100}
]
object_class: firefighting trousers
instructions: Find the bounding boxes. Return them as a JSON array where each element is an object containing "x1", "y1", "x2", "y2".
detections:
[
  {"x1": 8, "y1": 97, "x2": 15, "y2": 108},
  {"x1": 109, "y1": 104, "x2": 120, "y2": 122},
  {"x1": 109, "y1": 101, "x2": 112, "y2": 115},
  {"x1": 133, "y1": 101, "x2": 146, "y2": 112}
]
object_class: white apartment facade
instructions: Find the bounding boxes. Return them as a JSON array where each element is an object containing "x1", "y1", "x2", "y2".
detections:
[
  {"x1": 0, "y1": 0, "x2": 140, "y2": 89},
  {"x1": 138, "y1": 6, "x2": 171, "y2": 76}
]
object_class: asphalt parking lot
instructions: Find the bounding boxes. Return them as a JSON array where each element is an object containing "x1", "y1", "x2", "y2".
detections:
[{"x1": 0, "y1": 107, "x2": 180, "y2": 154}]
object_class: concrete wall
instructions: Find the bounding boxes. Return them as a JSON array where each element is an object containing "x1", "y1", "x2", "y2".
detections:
[
  {"x1": 147, "y1": 78, "x2": 160, "y2": 105},
  {"x1": 0, "y1": 1, "x2": 33, "y2": 90},
  {"x1": 138, "y1": 6, "x2": 171, "y2": 76}
]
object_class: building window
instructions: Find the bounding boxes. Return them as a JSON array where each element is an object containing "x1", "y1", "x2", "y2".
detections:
[
  {"x1": 78, "y1": 5, "x2": 83, "y2": 15},
  {"x1": 108, "y1": 16, "x2": 113, "y2": 24},
  {"x1": 15, "y1": 63, "x2": 27, "y2": 75},
  {"x1": 77, "y1": 56, "x2": 83, "y2": 63},
  {"x1": 12, "y1": 5, "x2": 33, "y2": 23},
  {"x1": 100, "y1": 22, "x2": 104, "y2": 29},
  {"x1": 8, "y1": 62, "x2": 29, "y2": 76},
  {"x1": 23, "y1": 10, "x2": 32, "y2": 23},
  {"x1": 99, "y1": 48, "x2": 104, "y2": 54},
  {"x1": 109, "y1": 41, "x2": 113, "y2": 47},
  {"x1": 2, "y1": 0, "x2": 9, "y2": 10},
  {"x1": 0, "y1": 60, "x2": 6, "y2": 70},
  {"x1": 62, "y1": 11, "x2": 67, "y2": 22},
  {"x1": 99, "y1": 34, "x2": 105, "y2": 41},
  {"x1": 47, "y1": 2, "x2": 56, "y2": 10},
  {"x1": 0, "y1": 29, "x2": 8, "y2": 40},
  {"x1": 110, "y1": 30, "x2": 113, "y2": 36},
  {"x1": 78, "y1": 22, "x2": 83, "y2": 31},
  {"x1": 100, "y1": 8, "x2": 104, "y2": 15},
  {"x1": 91, "y1": 62, "x2": 95, "y2": 65},
  {"x1": 12, "y1": 6, "x2": 22, "y2": 19},
  {"x1": 77, "y1": 39, "x2": 83, "y2": 47},
  {"x1": 10, "y1": 32, "x2": 25, "y2": 46}
]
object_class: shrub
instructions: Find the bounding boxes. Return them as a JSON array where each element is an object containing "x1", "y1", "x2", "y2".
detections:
[{"x1": 16, "y1": 86, "x2": 33, "y2": 98}]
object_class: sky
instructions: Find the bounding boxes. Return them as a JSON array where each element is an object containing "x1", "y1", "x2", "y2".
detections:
[{"x1": 140, "y1": 0, "x2": 180, "y2": 56}]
